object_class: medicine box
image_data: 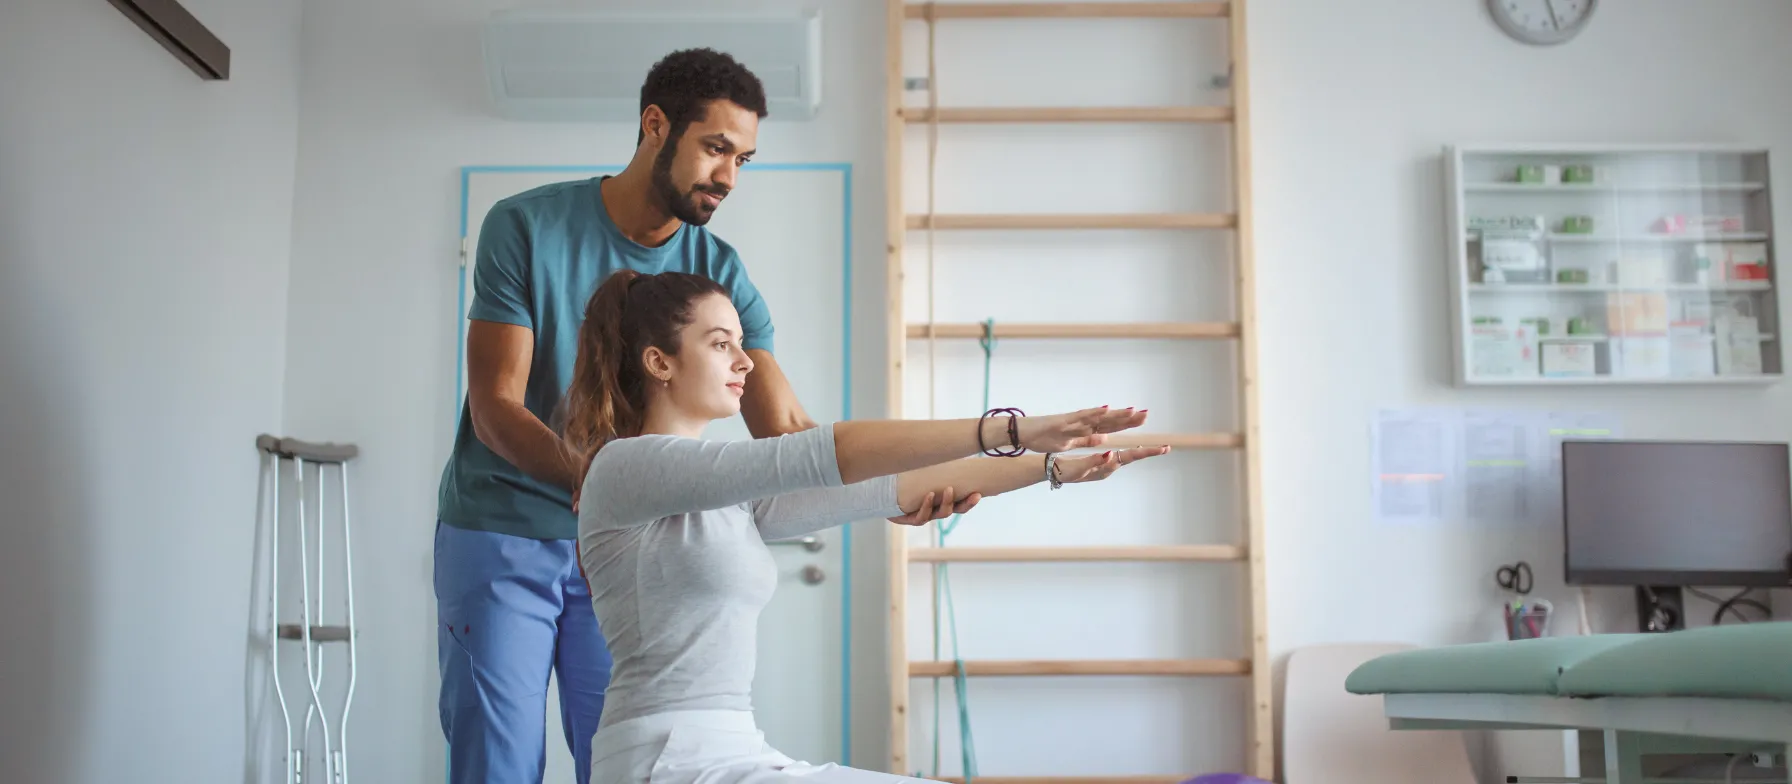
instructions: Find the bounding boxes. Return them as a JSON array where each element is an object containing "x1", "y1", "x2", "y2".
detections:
[
  {"x1": 1612, "y1": 336, "x2": 1672, "y2": 378},
  {"x1": 1669, "y1": 334, "x2": 1716, "y2": 377},
  {"x1": 1694, "y1": 242, "x2": 1770, "y2": 282},
  {"x1": 1541, "y1": 341, "x2": 1597, "y2": 377},
  {"x1": 1605, "y1": 292, "x2": 1669, "y2": 335}
]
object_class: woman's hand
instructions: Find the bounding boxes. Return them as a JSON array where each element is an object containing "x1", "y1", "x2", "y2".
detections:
[
  {"x1": 1011, "y1": 406, "x2": 1149, "y2": 454},
  {"x1": 1053, "y1": 445, "x2": 1171, "y2": 484}
]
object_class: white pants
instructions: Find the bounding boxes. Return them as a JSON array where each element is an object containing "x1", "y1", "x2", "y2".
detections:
[{"x1": 589, "y1": 710, "x2": 933, "y2": 784}]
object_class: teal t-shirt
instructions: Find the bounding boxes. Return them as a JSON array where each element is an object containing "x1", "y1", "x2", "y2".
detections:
[{"x1": 437, "y1": 176, "x2": 775, "y2": 541}]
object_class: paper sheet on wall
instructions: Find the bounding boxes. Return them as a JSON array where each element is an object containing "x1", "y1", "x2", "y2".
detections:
[
  {"x1": 1371, "y1": 409, "x2": 1453, "y2": 525},
  {"x1": 1462, "y1": 409, "x2": 1533, "y2": 523},
  {"x1": 1372, "y1": 408, "x2": 1620, "y2": 525}
]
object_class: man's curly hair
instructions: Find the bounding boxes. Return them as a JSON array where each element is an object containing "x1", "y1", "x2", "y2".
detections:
[{"x1": 637, "y1": 48, "x2": 768, "y2": 146}]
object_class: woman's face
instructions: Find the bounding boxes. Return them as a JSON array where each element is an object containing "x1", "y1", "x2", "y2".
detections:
[{"x1": 659, "y1": 292, "x2": 754, "y2": 421}]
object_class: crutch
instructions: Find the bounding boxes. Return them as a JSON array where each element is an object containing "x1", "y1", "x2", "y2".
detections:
[{"x1": 258, "y1": 434, "x2": 360, "y2": 784}]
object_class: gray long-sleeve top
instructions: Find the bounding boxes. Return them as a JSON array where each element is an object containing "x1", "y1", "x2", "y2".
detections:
[{"x1": 576, "y1": 423, "x2": 900, "y2": 729}]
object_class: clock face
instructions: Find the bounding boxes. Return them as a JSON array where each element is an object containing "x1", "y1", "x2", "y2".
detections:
[{"x1": 1489, "y1": 0, "x2": 1595, "y2": 45}]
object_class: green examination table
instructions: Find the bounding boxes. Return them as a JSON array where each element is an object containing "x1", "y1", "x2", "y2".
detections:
[{"x1": 1344, "y1": 622, "x2": 1792, "y2": 783}]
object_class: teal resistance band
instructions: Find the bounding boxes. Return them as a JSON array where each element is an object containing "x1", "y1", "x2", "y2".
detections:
[{"x1": 928, "y1": 317, "x2": 997, "y2": 782}]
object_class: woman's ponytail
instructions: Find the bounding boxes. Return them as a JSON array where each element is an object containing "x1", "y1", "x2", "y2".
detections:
[
  {"x1": 560, "y1": 268, "x2": 644, "y2": 467},
  {"x1": 557, "y1": 268, "x2": 730, "y2": 471}
]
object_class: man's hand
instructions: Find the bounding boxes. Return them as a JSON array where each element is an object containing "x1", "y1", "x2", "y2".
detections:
[{"x1": 888, "y1": 487, "x2": 981, "y2": 527}]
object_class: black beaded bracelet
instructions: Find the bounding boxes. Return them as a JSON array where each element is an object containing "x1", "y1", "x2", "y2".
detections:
[{"x1": 979, "y1": 407, "x2": 1026, "y2": 457}]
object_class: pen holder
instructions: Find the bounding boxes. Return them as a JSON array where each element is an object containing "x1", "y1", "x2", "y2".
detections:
[{"x1": 1504, "y1": 603, "x2": 1552, "y2": 640}]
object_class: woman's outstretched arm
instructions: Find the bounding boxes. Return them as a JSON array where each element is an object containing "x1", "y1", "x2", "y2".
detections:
[
  {"x1": 582, "y1": 407, "x2": 1151, "y2": 531},
  {"x1": 750, "y1": 445, "x2": 1172, "y2": 541},
  {"x1": 831, "y1": 406, "x2": 1149, "y2": 484},
  {"x1": 893, "y1": 446, "x2": 1172, "y2": 512}
]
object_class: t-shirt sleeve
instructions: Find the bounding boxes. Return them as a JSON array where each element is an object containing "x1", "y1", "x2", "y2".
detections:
[
  {"x1": 711, "y1": 247, "x2": 775, "y2": 353},
  {"x1": 578, "y1": 424, "x2": 844, "y2": 531},
  {"x1": 467, "y1": 201, "x2": 533, "y2": 329}
]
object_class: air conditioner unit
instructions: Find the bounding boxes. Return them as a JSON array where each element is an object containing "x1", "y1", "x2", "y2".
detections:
[{"x1": 481, "y1": 8, "x2": 823, "y2": 122}]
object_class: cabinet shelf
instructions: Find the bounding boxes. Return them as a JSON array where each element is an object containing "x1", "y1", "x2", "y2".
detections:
[
  {"x1": 1445, "y1": 144, "x2": 1784, "y2": 386},
  {"x1": 1466, "y1": 232, "x2": 1770, "y2": 244},
  {"x1": 1466, "y1": 182, "x2": 1767, "y2": 194},
  {"x1": 1463, "y1": 373, "x2": 1783, "y2": 386},
  {"x1": 1469, "y1": 282, "x2": 1772, "y2": 295}
]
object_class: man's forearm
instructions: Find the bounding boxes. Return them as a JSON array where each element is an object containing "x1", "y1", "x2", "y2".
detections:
[
  {"x1": 472, "y1": 399, "x2": 581, "y2": 492},
  {"x1": 769, "y1": 411, "x2": 817, "y2": 436},
  {"x1": 740, "y1": 348, "x2": 817, "y2": 438}
]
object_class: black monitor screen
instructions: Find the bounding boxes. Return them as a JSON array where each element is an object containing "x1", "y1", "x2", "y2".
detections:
[{"x1": 1563, "y1": 440, "x2": 1792, "y2": 586}]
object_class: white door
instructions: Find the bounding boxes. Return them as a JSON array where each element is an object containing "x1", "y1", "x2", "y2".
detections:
[{"x1": 457, "y1": 165, "x2": 855, "y2": 777}]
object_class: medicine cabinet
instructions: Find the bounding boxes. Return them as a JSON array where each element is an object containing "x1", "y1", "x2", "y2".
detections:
[{"x1": 1445, "y1": 144, "x2": 1782, "y2": 385}]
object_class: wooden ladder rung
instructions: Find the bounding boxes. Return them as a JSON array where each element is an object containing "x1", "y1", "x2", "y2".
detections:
[
  {"x1": 1105, "y1": 432, "x2": 1241, "y2": 449},
  {"x1": 909, "y1": 658, "x2": 1250, "y2": 677},
  {"x1": 929, "y1": 777, "x2": 1189, "y2": 784},
  {"x1": 906, "y1": 322, "x2": 1239, "y2": 339},
  {"x1": 905, "y1": 2, "x2": 1229, "y2": 19},
  {"x1": 906, "y1": 213, "x2": 1235, "y2": 230},
  {"x1": 900, "y1": 106, "x2": 1233, "y2": 123},
  {"x1": 908, "y1": 544, "x2": 1246, "y2": 563}
]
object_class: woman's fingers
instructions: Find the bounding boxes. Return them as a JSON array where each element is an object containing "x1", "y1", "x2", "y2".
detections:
[
  {"x1": 1021, "y1": 405, "x2": 1154, "y2": 453},
  {"x1": 1114, "y1": 445, "x2": 1171, "y2": 465},
  {"x1": 1091, "y1": 406, "x2": 1147, "y2": 433},
  {"x1": 1065, "y1": 408, "x2": 1148, "y2": 449},
  {"x1": 1059, "y1": 445, "x2": 1171, "y2": 484}
]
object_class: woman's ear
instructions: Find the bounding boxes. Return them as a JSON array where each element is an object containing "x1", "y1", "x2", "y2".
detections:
[{"x1": 641, "y1": 346, "x2": 673, "y2": 385}]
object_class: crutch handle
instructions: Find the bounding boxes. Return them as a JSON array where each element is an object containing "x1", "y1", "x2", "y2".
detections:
[
  {"x1": 278, "y1": 624, "x2": 353, "y2": 643},
  {"x1": 257, "y1": 434, "x2": 359, "y2": 464}
]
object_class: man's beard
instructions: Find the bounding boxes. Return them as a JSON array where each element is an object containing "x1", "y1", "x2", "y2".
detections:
[{"x1": 650, "y1": 140, "x2": 728, "y2": 226}]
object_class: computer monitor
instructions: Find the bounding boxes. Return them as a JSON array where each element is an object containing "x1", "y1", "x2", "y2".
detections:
[
  {"x1": 1562, "y1": 439, "x2": 1792, "y2": 631},
  {"x1": 1563, "y1": 439, "x2": 1792, "y2": 587}
]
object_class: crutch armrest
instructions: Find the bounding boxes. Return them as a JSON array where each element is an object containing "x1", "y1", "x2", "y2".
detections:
[{"x1": 257, "y1": 434, "x2": 359, "y2": 463}]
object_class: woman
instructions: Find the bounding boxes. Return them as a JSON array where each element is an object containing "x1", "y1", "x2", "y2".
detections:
[{"x1": 560, "y1": 269, "x2": 1169, "y2": 783}]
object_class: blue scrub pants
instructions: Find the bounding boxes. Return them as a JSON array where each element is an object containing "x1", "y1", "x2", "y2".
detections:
[{"x1": 434, "y1": 521, "x2": 613, "y2": 784}]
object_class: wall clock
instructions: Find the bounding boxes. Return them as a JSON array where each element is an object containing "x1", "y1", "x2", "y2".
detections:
[{"x1": 1488, "y1": 0, "x2": 1595, "y2": 46}]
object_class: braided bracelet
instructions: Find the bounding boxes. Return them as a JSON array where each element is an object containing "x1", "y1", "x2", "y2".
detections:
[{"x1": 979, "y1": 407, "x2": 1026, "y2": 457}]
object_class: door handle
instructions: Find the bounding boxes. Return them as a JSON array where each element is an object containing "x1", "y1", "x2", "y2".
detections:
[{"x1": 767, "y1": 535, "x2": 824, "y2": 553}]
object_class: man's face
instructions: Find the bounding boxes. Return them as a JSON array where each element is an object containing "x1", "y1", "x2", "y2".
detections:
[{"x1": 650, "y1": 99, "x2": 758, "y2": 226}]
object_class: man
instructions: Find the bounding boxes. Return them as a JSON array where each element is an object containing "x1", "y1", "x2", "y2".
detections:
[{"x1": 434, "y1": 48, "x2": 976, "y2": 784}]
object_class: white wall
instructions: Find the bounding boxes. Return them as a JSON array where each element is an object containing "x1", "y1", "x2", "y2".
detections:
[
  {"x1": 281, "y1": 1, "x2": 889, "y2": 780},
  {"x1": 0, "y1": 1, "x2": 303, "y2": 782},
  {"x1": 278, "y1": 0, "x2": 1792, "y2": 782},
  {"x1": 1251, "y1": 0, "x2": 1792, "y2": 779}
]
